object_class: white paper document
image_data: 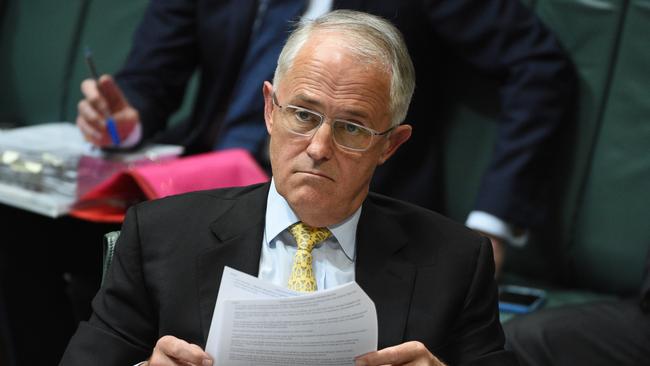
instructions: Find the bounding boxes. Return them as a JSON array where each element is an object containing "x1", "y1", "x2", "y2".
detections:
[{"x1": 206, "y1": 267, "x2": 377, "y2": 365}]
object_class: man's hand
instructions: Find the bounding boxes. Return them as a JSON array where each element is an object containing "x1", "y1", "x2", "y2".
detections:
[
  {"x1": 354, "y1": 341, "x2": 446, "y2": 366},
  {"x1": 77, "y1": 74, "x2": 140, "y2": 147},
  {"x1": 143, "y1": 335, "x2": 213, "y2": 366}
]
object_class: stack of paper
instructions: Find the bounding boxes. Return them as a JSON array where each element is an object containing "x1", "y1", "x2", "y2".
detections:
[{"x1": 0, "y1": 122, "x2": 183, "y2": 217}]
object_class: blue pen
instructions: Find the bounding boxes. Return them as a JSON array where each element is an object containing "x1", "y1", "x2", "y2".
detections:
[{"x1": 84, "y1": 47, "x2": 121, "y2": 146}]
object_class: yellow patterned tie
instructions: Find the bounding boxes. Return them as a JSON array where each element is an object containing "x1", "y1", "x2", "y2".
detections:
[{"x1": 287, "y1": 222, "x2": 332, "y2": 292}]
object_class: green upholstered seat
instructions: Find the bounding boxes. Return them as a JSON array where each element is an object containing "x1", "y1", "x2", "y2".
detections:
[
  {"x1": 503, "y1": 0, "x2": 645, "y2": 292},
  {"x1": 0, "y1": 0, "x2": 196, "y2": 127},
  {"x1": 0, "y1": 0, "x2": 85, "y2": 125},
  {"x1": 568, "y1": 0, "x2": 650, "y2": 294},
  {"x1": 61, "y1": 0, "x2": 199, "y2": 129},
  {"x1": 61, "y1": 0, "x2": 148, "y2": 123}
]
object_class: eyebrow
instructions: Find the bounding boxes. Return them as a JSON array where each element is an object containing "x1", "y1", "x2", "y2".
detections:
[{"x1": 292, "y1": 93, "x2": 371, "y2": 121}]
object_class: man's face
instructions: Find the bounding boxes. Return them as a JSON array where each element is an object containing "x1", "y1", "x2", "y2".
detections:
[{"x1": 263, "y1": 32, "x2": 411, "y2": 227}]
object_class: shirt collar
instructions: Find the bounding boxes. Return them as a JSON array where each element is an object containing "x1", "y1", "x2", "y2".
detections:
[{"x1": 265, "y1": 178, "x2": 361, "y2": 260}]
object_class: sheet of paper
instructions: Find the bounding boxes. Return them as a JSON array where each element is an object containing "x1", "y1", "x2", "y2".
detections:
[{"x1": 206, "y1": 267, "x2": 377, "y2": 365}]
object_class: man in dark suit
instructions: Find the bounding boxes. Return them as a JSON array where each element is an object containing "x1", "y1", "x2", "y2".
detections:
[
  {"x1": 77, "y1": 0, "x2": 576, "y2": 274},
  {"x1": 62, "y1": 10, "x2": 516, "y2": 365}
]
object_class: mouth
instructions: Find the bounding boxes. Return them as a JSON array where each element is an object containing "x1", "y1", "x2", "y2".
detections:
[{"x1": 295, "y1": 170, "x2": 335, "y2": 182}]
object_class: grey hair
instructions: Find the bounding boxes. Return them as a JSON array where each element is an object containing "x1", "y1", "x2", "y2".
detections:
[{"x1": 272, "y1": 10, "x2": 416, "y2": 127}]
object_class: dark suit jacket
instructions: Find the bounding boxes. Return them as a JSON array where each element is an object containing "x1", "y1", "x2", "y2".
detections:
[
  {"x1": 116, "y1": 0, "x2": 576, "y2": 228},
  {"x1": 60, "y1": 183, "x2": 516, "y2": 365}
]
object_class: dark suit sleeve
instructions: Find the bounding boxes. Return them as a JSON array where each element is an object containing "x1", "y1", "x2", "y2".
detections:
[
  {"x1": 60, "y1": 207, "x2": 157, "y2": 365},
  {"x1": 423, "y1": 0, "x2": 577, "y2": 227},
  {"x1": 444, "y1": 238, "x2": 519, "y2": 365},
  {"x1": 115, "y1": 0, "x2": 199, "y2": 143}
]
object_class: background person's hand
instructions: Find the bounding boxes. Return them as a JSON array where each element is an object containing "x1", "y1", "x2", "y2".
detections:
[
  {"x1": 354, "y1": 341, "x2": 446, "y2": 366},
  {"x1": 143, "y1": 335, "x2": 213, "y2": 366},
  {"x1": 77, "y1": 74, "x2": 140, "y2": 147}
]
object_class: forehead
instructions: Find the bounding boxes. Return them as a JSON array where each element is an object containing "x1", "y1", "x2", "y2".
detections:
[{"x1": 279, "y1": 32, "x2": 392, "y2": 123}]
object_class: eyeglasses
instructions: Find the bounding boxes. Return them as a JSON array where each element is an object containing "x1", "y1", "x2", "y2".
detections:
[{"x1": 272, "y1": 93, "x2": 395, "y2": 152}]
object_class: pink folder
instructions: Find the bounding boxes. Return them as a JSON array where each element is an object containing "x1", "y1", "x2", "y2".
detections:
[{"x1": 70, "y1": 149, "x2": 269, "y2": 223}]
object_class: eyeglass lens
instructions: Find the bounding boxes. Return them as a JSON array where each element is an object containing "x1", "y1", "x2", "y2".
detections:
[{"x1": 283, "y1": 106, "x2": 373, "y2": 150}]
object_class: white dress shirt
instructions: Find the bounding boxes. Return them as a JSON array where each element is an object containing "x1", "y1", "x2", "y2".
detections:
[{"x1": 258, "y1": 179, "x2": 359, "y2": 290}]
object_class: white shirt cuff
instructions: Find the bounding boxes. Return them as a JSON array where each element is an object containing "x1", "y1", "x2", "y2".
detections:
[{"x1": 466, "y1": 211, "x2": 528, "y2": 247}]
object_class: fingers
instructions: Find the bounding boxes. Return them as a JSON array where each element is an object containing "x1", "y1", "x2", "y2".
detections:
[
  {"x1": 97, "y1": 74, "x2": 130, "y2": 111},
  {"x1": 81, "y1": 75, "x2": 129, "y2": 113},
  {"x1": 147, "y1": 335, "x2": 213, "y2": 366},
  {"x1": 77, "y1": 100, "x2": 104, "y2": 145},
  {"x1": 355, "y1": 341, "x2": 441, "y2": 366},
  {"x1": 77, "y1": 76, "x2": 140, "y2": 147},
  {"x1": 112, "y1": 105, "x2": 140, "y2": 139},
  {"x1": 81, "y1": 77, "x2": 110, "y2": 116},
  {"x1": 79, "y1": 78, "x2": 110, "y2": 145}
]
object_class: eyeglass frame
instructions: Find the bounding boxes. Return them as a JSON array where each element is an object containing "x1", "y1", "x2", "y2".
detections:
[{"x1": 271, "y1": 92, "x2": 396, "y2": 152}]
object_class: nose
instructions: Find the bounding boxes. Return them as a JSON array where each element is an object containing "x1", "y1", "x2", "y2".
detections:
[{"x1": 306, "y1": 121, "x2": 334, "y2": 161}]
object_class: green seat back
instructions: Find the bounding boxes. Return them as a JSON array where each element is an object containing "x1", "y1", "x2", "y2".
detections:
[
  {"x1": 536, "y1": 0, "x2": 628, "y2": 251},
  {"x1": 0, "y1": 0, "x2": 193, "y2": 127},
  {"x1": 0, "y1": 0, "x2": 85, "y2": 125},
  {"x1": 62, "y1": 0, "x2": 148, "y2": 122},
  {"x1": 62, "y1": 0, "x2": 198, "y2": 128},
  {"x1": 503, "y1": 0, "x2": 630, "y2": 286},
  {"x1": 569, "y1": 0, "x2": 650, "y2": 293},
  {"x1": 505, "y1": 0, "x2": 649, "y2": 295}
]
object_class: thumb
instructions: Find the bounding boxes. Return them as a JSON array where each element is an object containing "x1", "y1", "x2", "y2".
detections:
[{"x1": 98, "y1": 75, "x2": 129, "y2": 112}]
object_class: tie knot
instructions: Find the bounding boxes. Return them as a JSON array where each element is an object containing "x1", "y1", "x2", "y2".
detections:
[{"x1": 290, "y1": 222, "x2": 332, "y2": 252}]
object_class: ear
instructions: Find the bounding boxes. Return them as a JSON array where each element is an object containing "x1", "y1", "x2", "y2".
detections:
[
  {"x1": 378, "y1": 124, "x2": 411, "y2": 165},
  {"x1": 263, "y1": 81, "x2": 274, "y2": 134}
]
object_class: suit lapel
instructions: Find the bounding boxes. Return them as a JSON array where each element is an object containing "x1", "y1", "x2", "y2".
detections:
[
  {"x1": 196, "y1": 184, "x2": 270, "y2": 342},
  {"x1": 355, "y1": 196, "x2": 415, "y2": 349}
]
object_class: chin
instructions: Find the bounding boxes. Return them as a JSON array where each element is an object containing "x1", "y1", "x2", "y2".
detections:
[
  {"x1": 290, "y1": 184, "x2": 338, "y2": 212},
  {"x1": 286, "y1": 185, "x2": 331, "y2": 207}
]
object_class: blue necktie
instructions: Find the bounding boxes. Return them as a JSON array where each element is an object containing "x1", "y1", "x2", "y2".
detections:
[{"x1": 214, "y1": 0, "x2": 305, "y2": 155}]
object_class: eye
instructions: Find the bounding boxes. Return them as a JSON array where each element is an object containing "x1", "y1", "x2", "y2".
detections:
[
  {"x1": 343, "y1": 122, "x2": 362, "y2": 135},
  {"x1": 294, "y1": 109, "x2": 315, "y2": 123}
]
